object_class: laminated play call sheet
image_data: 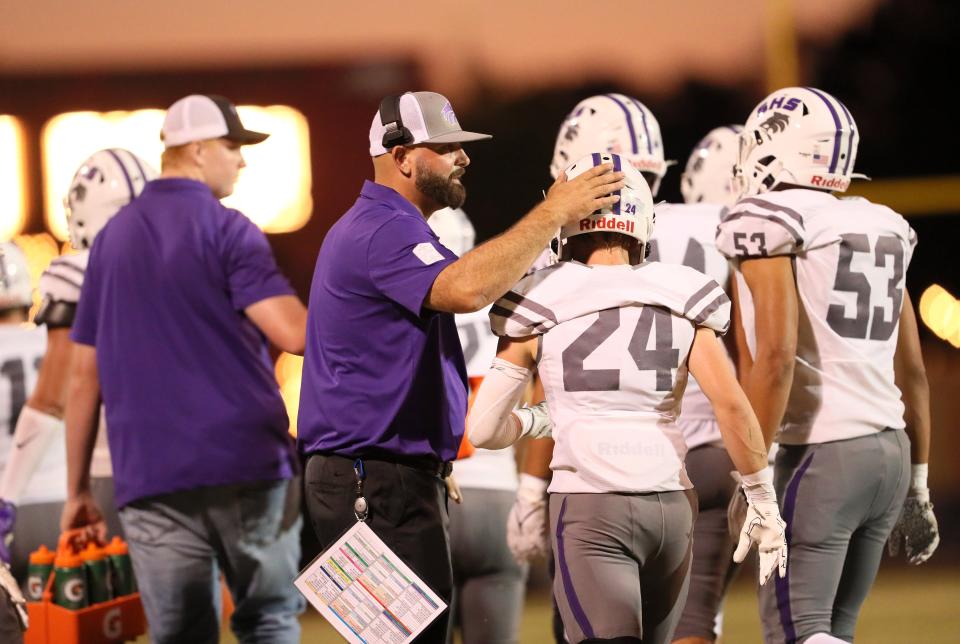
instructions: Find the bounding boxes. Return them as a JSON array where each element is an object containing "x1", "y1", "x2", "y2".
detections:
[{"x1": 294, "y1": 521, "x2": 447, "y2": 643}]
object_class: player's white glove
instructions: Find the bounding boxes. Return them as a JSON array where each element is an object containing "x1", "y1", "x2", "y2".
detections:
[
  {"x1": 513, "y1": 402, "x2": 553, "y2": 440},
  {"x1": 0, "y1": 558, "x2": 28, "y2": 630},
  {"x1": 888, "y1": 465, "x2": 939, "y2": 565},
  {"x1": 506, "y1": 474, "x2": 549, "y2": 564},
  {"x1": 726, "y1": 471, "x2": 748, "y2": 539},
  {"x1": 732, "y1": 467, "x2": 787, "y2": 586}
]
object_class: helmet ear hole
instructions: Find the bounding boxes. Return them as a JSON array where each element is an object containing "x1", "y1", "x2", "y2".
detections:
[{"x1": 758, "y1": 155, "x2": 776, "y2": 167}]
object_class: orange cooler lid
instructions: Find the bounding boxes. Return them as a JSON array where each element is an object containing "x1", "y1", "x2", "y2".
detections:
[
  {"x1": 29, "y1": 544, "x2": 56, "y2": 565},
  {"x1": 104, "y1": 536, "x2": 129, "y2": 556},
  {"x1": 80, "y1": 542, "x2": 105, "y2": 562},
  {"x1": 54, "y1": 550, "x2": 83, "y2": 568}
]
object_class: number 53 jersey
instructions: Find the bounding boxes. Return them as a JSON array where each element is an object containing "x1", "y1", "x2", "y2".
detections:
[
  {"x1": 716, "y1": 189, "x2": 916, "y2": 446},
  {"x1": 491, "y1": 261, "x2": 729, "y2": 494}
]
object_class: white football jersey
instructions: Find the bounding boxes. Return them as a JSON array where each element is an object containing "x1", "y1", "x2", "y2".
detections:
[
  {"x1": 0, "y1": 325, "x2": 67, "y2": 504},
  {"x1": 38, "y1": 252, "x2": 88, "y2": 304},
  {"x1": 455, "y1": 306, "x2": 518, "y2": 492},
  {"x1": 716, "y1": 189, "x2": 914, "y2": 445},
  {"x1": 650, "y1": 202, "x2": 732, "y2": 449},
  {"x1": 36, "y1": 251, "x2": 113, "y2": 477},
  {"x1": 492, "y1": 261, "x2": 729, "y2": 494}
]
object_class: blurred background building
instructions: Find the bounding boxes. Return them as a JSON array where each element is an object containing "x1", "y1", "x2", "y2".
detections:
[{"x1": 1, "y1": 0, "x2": 957, "y2": 637}]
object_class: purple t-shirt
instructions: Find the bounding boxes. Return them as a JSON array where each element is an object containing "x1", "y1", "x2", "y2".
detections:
[
  {"x1": 297, "y1": 181, "x2": 468, "y2": 461},
  {"x1": 71, "y1": 178, "x2": 297, "y2": 507}
]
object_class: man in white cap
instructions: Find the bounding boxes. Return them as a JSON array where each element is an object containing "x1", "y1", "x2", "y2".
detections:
[
  {"x1": 298, "y1": 91, "x2": 625, "y2": 643},
  {"x1": 62, "y1": 94, "x2": 308, "y2": 644}
]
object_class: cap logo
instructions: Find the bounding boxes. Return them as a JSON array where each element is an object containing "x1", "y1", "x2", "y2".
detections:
[{"x1": 440, "y1": 102, "x2": 458, "y2": 126}]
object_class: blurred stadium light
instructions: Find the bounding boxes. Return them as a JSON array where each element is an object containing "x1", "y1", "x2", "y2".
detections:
[
  {"x1": 41, "y1": 105, "x2": 312, "y2": 239},
  {"x1": 847, "y1": 176, "x2": 960, "y2": 216},
  {"x1": 0, "y1": 115, "x2": 28, "y2": 241},
  {"x1": 275, "y1": 352, "x2": 304, "y2": 437},
  {"x1": 919, "y1": 284, "x2": 960, "y2": 348}
]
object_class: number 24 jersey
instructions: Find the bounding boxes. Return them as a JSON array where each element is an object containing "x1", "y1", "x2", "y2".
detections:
[
  {"x1": 491, "y1": 261, "x2": 729, "y2": 494},
  {"x1": 716, "y1": 189, "x2": 915, "y2": 445}
]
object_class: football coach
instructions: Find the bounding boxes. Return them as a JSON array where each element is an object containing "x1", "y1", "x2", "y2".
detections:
[{"x1": 297, "y1": 91, "x2": 624, "y2": 642}]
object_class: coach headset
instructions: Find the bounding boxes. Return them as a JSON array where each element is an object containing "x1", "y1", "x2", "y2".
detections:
[{"x1": 379, "y1": 95, "x2": 413, "y2": 150}]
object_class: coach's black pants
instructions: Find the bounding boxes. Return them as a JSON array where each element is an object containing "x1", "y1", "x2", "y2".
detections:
[{"x1": 304, "y1": 453, "x2": 453, "y2": 643}]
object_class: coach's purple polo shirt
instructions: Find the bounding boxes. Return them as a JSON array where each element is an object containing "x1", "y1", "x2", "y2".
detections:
[
  {"x1": 71, "y1": 178, "x2": 297, "y2": 507},
  {"x1": 297, "y1": 180, "x2": 468, "y2": 461}
]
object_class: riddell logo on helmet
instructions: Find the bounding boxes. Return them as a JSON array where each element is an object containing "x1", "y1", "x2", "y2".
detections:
[
  {"x1": 580, "y1": 217, "x2": 635, "y2": 233},
  {"x1": 810, "y1": 175, "x2": 850, "y2": 190}
]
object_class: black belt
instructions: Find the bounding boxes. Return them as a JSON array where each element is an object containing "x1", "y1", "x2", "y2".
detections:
[{"x1": 316, "y1": 452, "x2": 453, "y2": 479}]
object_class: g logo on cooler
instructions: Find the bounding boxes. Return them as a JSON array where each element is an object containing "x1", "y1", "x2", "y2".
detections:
[{"x1": 103, "y1": 607, "x2": 123, "y2": 639}]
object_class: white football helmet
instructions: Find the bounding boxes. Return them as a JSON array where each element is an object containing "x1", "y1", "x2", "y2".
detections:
[
  {"x1": 559, "y1": 152, "x2": 655, "y2": 260},
  {"x1": 681, "y1": 125, "x2": 743, "y2": 206},
  {"x1": 64, "y1": 148, "x2": 157, "y2": 250},
  {"x1": 428, "y1": 208, "x2": 476, "y2": 256},
  {"x1": 551, "y1": 94, "x2": 669, "y2": 196},
  {"x1": 736, "y1": 87, "x2": 859, "y2": 197},
  {"x1": 0, "y1": 242, "x2": 33, "y2": 310}
]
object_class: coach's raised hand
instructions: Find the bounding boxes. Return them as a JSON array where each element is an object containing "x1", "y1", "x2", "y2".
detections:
[
  {"x1": 426, "y1": 164, "x2": 624, "y2": 314},
  {"x1": 539, "y1": 163, "x2": 625, "y2": 228}
]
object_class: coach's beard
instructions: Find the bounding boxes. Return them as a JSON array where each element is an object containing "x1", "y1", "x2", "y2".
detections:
[{"x1": 416, "y1": 162, "x2": 466, "y2": 210}]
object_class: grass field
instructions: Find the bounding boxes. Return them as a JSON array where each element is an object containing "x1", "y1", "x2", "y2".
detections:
[{"x1": 203, "y1": 564, "x2": 959, "y2": 642}]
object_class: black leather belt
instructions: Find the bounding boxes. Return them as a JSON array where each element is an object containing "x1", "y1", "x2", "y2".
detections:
[{"x1": 317, "y1": 452, "x2": 453, "y2": 479}]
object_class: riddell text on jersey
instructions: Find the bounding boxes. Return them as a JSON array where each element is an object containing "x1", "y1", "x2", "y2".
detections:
[
  {"x1": 809, "y1": 175, "x2": 850, "y2": 190},
  {"x1": 580, "y1": 216, "x2": 635, "y2": 233}
]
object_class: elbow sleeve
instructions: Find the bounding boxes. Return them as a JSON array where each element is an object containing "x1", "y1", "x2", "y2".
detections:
[{"x1": 467, "y1": 358, "x2": 530, "y2": 449}]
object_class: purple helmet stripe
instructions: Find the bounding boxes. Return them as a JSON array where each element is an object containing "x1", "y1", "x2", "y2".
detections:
[
  {"x1": 602, "y1": 94, "x2": 638, "y2": 155},
  {"x1": 591, "y1": 152, "x2": 602, "y2": 167},
  {"x1": 836, "y1": 100, "x2": 856, "y2": 176},
  {"x1": 611, "y1": 153, "x2": 622, "y2": 215},
  {"x1": 122, "y1": 149, "x2": 149, "y2": 186},
  {"x1": 105, "y1": 149, "x2": 135, "y2": 201},
  {"x1": 775, "y1": 451, "x2": 815, "y2": 643},
  {"x1": 555, "y1": 497, "x2": 595, "y2": 639},
  {"x1": 627, "y1": 97, "x2": 654, "y2": 155},
  {"x1": 804, "y1": 87, "x2": 843, "y2": 174}
]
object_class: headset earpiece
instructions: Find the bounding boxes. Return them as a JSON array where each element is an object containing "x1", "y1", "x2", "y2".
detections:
[{"x1": 379, "y1": 95, "x2": 413, "y2": 149}]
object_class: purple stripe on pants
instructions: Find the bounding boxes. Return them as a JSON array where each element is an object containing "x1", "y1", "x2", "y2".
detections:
[
  {"x1": 556, "y1": 497, "x2": 595, "y2": 640},
  {"x1": 776, "y1": 452, "x2": 815, "y2": 643}
]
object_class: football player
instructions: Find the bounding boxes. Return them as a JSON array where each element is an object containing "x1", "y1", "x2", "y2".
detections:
[
  {"x1": 429, "y1": 207, "x2": 529, "y2": 644},
  {"x1": 469, "y1": 153, "x2": 787, "y2": 644},
  {"x1": 0, "y1": 242, "x2": 44, "y2": 639},
  {"x1": 716, "y1": 87, "x2": 939, "y2": 643},
  {"x1": 0, "y1": 149, "x2": 155, "y2": 557},
  {"x1": 507, "y1": 93, "x2": 672, "y2": 569},
  {"x1": 651, "y1": 126, "x2": 745, "y2": 644}
]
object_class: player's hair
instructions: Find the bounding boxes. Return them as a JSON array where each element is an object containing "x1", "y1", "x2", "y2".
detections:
[{"x1": 563, "y1": 232, "x2": 639, "y2": 263}]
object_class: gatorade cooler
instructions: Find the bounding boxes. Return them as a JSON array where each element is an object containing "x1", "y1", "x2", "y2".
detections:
[{"x1": 25, "y1": 531, "x2": 146, "y2": 644}]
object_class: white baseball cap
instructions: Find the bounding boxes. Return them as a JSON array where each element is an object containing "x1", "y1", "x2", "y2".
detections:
[
  {"x1": 161, "y1": 94, "x2": 269, "y2": 148},
  {"x1": 369, "y1": 91, "x2": 492, "y2": 157}
]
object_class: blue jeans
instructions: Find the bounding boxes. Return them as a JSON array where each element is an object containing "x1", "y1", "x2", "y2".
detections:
[{"x1": 119, "y1": 479, "x2": 305, "y2": 644}]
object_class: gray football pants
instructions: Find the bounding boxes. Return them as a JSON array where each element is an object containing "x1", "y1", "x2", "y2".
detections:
[
  {"x1": 674, "y1": 445, "x2": 741, "y2": 641},
  {"x1": 760, "y1": 428, "x2": 909, "y2": 643},
  {"x1": 447, "y1": 488, "x2": 528, "y2": 644},
  {"x1": 550, "y1": 490, "x2": 697, "y2": 644}
]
